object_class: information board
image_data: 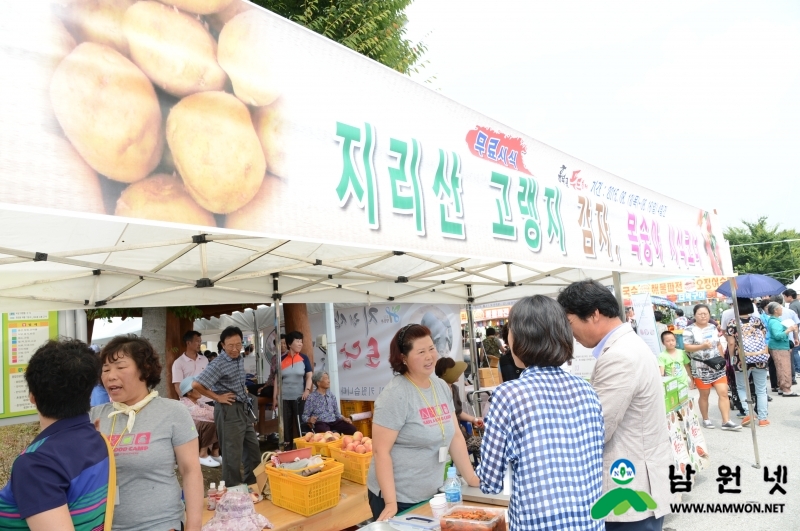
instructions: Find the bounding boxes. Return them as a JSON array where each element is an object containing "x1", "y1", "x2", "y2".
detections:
[{"x1": 0, "y1": 311, "x2": 58, "y2": 420}]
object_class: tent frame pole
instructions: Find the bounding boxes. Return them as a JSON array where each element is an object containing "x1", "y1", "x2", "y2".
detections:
[
  {"x1": 730, "y1": 278, "x2": 761, "y2": 468},
  {"x1": 272, "y1": 273, "x2": 284, "y2": 449},
  {"x1": 465, "y1": 284, "x2": 481, "y2": 410}
]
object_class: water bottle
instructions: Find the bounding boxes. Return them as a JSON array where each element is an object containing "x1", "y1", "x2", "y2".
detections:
[
  {"x1": 207, "y1": 483, "x2": 217, "y2": 510},
  {"x1": 443, "y1": 466, "x2": 462, "y2": 506}
]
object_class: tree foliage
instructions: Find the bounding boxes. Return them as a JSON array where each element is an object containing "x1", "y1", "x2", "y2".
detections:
[
  {"x1": 251, "y1": 0, "x2": 426, "y2": 75},
  {"x1": 724, "y1": 217, "x2": 800, "y2": 283}
]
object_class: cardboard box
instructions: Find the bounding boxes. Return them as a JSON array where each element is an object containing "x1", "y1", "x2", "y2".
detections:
[{"x1": 479, "y1": 367, "x2": 501, "y2": 387}]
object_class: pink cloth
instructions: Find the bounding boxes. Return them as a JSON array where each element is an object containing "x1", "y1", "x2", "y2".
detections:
[
  {"x1": 180, "y1": 397, "x2": 215, "y2": 423},
  {"x1": 172, "y1": 352, "x2": 209, "y2": 383}
]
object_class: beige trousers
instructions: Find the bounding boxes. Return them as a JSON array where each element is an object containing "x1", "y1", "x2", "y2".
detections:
[{"x1": 771, "y1": 349, "x2": 793, "y2": 393}]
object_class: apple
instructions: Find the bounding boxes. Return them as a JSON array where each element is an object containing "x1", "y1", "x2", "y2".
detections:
[
  {"x1": 355, "y1": 445, "x2": 367, "y2": 454},
  {"x1": 342, "y1": 436, "x2": 354, "y2": 447},
  {"x1": 345, "y1": 443, "x2": 357, "y2": 452},
  {"x1": 303, "y1": 432, "x2": 313, "y2": 442},
  {"x1": 353, "y1": 431, "x2": 363, "y2": 442}
]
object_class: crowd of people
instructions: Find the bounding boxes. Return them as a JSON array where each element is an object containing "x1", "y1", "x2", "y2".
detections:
[{"x1": 3, "y1": 282, "x2": 799, "y2": 530}]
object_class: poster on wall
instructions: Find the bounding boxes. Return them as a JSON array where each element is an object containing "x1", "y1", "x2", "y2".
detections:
[
  {"x1": 1, "y1": 311, "x2": 59, "y2": 420},
  {"x1": 309, "y1": 304, "x2": 461, "y2": 401},
  {"x1": 631, "y1": 293, "x2": 659, "y2": 356}
]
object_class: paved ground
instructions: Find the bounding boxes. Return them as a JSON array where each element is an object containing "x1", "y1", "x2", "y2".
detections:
[{"x1": 663, "y1": 383, "x2": 800, "y2": 530}]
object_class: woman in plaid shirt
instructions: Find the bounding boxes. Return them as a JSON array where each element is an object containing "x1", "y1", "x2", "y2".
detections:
[{"x1": 477, "y1": 295, "x2": 605, "y2": 530}]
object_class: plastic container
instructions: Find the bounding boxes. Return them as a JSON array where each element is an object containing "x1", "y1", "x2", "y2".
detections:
[
  {"x1": 429, "y1": 493, "x2": 448, "y2": 518},
  {"x1": 329, "y1": 446, "x2": 372, "y2": 484},
  {"x1": 439, "y1": 506, "x2": 506, "y2": 531},
  {"x1": 443, "y1": 467, "x2": 462, "y2": 505},
  {"x1": 217, "y1": 480, "x2": 226, "y2": 503},
  {"x1": 207, "y1": 483, "x2": 217, "y2": 510},
  {"x1": 293, "y1": 437, "x2": 340, "y2": 457},
  {"x1": 264, "y1": 457, "x2": 345, "y2": 516},
  {"x1": 388, "y1": 514, "x2": 440, "y2": 531}
]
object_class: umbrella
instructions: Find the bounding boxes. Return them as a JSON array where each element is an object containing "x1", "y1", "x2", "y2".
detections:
[
  {"x1": 715, "y1": 274, "x2": 786, "y2": 298},
  {"x1": 650, "y1": 295, "x2": 678, "y2": 309}
]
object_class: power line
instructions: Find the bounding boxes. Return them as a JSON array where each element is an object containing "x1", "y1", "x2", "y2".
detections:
[{"x1": 729, "y1": 238, "x2": 800, "y2": 247}]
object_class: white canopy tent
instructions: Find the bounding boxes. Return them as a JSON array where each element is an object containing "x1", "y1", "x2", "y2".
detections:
[
  {"x1": 90, "y1": 316, "x2": 142, "y2": 347},
  {"x1": 0, "y1": 0, "x2": 735, "y2": 435}
]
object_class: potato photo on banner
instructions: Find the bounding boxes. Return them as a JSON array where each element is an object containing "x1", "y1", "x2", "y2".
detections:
[
  {"x1": 157, "y1": 0, "x2": 236, "y2": 15},
  {"x1": 166, "y1": 91, "x2": 265, "y2": 214},
  {"x1": 56, "y1": 0, "x2": 135, "y2": 57},
  {"x1": 115, "y1": 173, "x2": 216, "y2": 226},
  {"x1": 50, "y1": 42, "x2": 164, "y2": 183},
  {"x1": 123, "y1": 1, "x2": 228, "y2": 98}
]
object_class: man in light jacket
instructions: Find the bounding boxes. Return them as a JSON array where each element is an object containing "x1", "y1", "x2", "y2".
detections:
[{"x1": 558, "y1": 280, "x2": 676, "y2": 531}]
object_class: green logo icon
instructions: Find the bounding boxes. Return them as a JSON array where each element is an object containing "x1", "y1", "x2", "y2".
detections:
[{"x1": 591, "y1": 459, "x2": 657, "y2": 520}]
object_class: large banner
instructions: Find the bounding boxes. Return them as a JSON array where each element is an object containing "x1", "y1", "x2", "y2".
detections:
[
  {"x1": 631, "y1": 293, "x2": 660, "y2": 356},
  {"x1": 309, "y1": 304, "x2": 461, "y2": 400},
  {"x1": 0, "y1": 1, "x2": 730, "y2": 277}
]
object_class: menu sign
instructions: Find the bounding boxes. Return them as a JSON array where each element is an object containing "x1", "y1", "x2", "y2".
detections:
[{"x1": 1, "y1": 312, "x2": 58, "y2": 420}]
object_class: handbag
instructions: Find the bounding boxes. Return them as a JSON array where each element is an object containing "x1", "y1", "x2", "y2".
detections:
[{"x1": 691, "y1": 355, "x2": 726, "y2": 371}]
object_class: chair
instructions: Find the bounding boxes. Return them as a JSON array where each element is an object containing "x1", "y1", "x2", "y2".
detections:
[{"x1": 296, "y1": 397, "x2": 314, "y2": 437}]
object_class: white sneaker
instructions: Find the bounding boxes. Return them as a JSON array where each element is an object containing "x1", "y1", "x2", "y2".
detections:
[
  {"x1": 211, "y1": 455, "x2": 222, "y2": 464},
  {"x1": 702, "y1": 419, "x2": 715, "y2": 429},
  {"x1": 200, "y1": 456, "x2": 220, "y2": 467}
]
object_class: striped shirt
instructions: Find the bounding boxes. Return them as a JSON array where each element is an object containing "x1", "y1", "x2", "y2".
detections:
[
  {"x1": 195, "y1": 351, "x2": 250, "y2": 403},
  {"x1": 0, "y1": 414, "x2": 109, "y2": 530}
]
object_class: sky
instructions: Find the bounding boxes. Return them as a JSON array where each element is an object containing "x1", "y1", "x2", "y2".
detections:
[{"x1": 403, "y1": 0, "x2": 800, "y2": 234}]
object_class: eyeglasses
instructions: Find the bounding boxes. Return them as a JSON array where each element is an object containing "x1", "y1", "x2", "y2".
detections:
[{"x1": 224, "y1": 343, "x2": 243, "y2": 350}]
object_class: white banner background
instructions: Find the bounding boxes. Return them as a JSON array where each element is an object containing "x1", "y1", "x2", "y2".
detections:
[
  {"x1": 309, "y1": 303, "x2": 462, "y2": 400},
  {"x1": 631, "y1": 293, "x2": 660, "y2": 356}
]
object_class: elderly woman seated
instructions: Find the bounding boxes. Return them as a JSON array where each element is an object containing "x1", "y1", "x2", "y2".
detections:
[
  {"x1": 179, "y1": 377, "x2": 221, "y2": 468},
  {"x1": 302, "y1": 372, "x2": 357, "y2": 435}
]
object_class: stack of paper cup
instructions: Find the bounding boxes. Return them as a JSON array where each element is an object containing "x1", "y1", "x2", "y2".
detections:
[{"x1": 429, "y1": 493, "x2": 447, "y2": 518}]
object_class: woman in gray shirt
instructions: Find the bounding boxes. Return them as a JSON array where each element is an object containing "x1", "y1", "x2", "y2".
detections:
[
  {"x1": 272, "y1": 331, "x2": 313, "y2": 448},
  {"x1": 368, "y1": 324, "x2": 479, "y2": 521}
]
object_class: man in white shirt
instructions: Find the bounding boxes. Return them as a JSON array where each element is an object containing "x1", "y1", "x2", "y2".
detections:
[{"x1": 172, "y1": 330, "x2": 208, "y2": 397}]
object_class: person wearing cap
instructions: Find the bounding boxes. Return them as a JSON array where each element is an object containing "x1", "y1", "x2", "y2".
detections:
[
  {"x1": 302, "y1": 372, "x2": 357, "y2": 435},
  {"x1": 434, "y1": 357, "x2": 484, "y2": 436},
  {"x1": 179, "y1": 377, "x2": 221, "y2": 468}
]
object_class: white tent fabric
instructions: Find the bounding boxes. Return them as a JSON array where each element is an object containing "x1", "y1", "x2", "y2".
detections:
[
  {"x1": 0, "y1": 208, "x2": 685, "y2": 312},
  {"x1": 788, "y1": 277, "x2": 800, "y2": 291},
  {"x1": 90, "y1": 316, "x2": 142, "y2": 346}
]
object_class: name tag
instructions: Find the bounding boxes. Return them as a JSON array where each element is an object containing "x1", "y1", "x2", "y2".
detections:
[{"x1": 439, "y1": 446, "x2": 449, "y2": 463}]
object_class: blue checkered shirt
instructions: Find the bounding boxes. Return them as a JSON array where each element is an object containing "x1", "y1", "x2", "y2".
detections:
[
  {"x1": 194, "y1": 352, "x2": 250, "y2": 404},
  {"x1": 477, "y1": 365, "x2": 605, "y2": 530}
]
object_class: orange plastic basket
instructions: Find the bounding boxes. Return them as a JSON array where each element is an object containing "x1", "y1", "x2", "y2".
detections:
[
  {"x1": 293, "y1": 437, "x2": 340, "y2": 457},
  {"x1": 264, "y1": 458, "x2": 344, "y2": 516},
  {"x1": 329, "y1": 446, "x2": 372, "y2": 485}
]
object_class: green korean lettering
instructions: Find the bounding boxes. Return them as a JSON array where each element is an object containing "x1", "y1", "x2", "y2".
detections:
[
  {"x1": 517, "y1": 176, "x2": 541, "y2": 252},
  {"x1": 388, "y1": 137, "x2": 425, "y2": 235},
  {"x1": 432, "y1": 150, "x2": 464, "y2": 238},
  {"x1": 545, "y1": 186, "x2": 566, "y2": 254},
  {"x1": 334, "y1": 121, "x2": 378, "y2": 229},
  {"x1": 490, "y1": 172, "x2": 516, "y2": 240}
]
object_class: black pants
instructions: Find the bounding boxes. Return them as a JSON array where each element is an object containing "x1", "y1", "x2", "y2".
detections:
[
  {"x1": 314, "y1": 418, "x2": 357, "y2": 435},
  {"x1": 368, "y1": 490, "x2": 421, "y2": 521},
  {"x1": 214, "y1": 401, "x2": 261, "y2": 486},
  {"x1": 605, "y1": 516, "x2": 663, "y2": 531},
  {"x1": 282, "y1": 399, "x2": 301, "y2": 447}
]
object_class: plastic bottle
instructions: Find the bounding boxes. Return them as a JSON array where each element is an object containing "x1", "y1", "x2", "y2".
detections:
[
  {"x1": 217, "y1": 481, "x2": 226, "y2": 504},
  {"x1": 207, "y1": 483, "x2": 217, "y2": 510},
  {"x1": 443, "y1": 466, "x2": 462, "y2": 506}
]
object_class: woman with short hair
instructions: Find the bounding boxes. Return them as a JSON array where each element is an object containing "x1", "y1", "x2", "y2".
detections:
[
  {"x1": 765, "y1": 302, "x2": 799, "y2": 397},
  {"x1": 477, "y1": 295, "x2": 604, "y2": 531},
  {"x1": 92, "y1": 336, "x2": 203, "y2": 531},
  {"x1": 683, "y1": 304, "x2": 740, "y2": 430},
  {"x1": 368, "y1": 324, "x2": 479, "y2": 521},
  {"x1": 302, "y1": 372, "x2": 356, "y2": 434}
]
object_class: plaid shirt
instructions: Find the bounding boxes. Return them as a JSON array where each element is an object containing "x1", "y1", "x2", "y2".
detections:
[
  {"x1": 477, "y1": 366, "x2": 605, "y2": 531},
  {"x1": 194, "y1": 352, "x2": 250, "y2": 404},
  {"x1": 301, "y1": 390, "x2": 343, "y2": 423}
]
